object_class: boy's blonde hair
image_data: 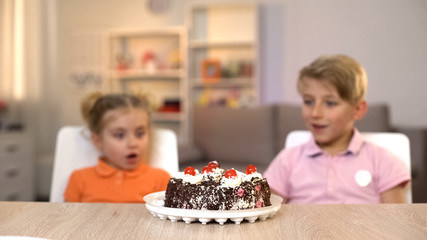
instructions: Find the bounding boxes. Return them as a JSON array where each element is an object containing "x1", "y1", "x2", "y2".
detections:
[
  {"x1": 80, "y1": 92, "x2": 151, "y2": 134},
  {"x1": 297, "y1": 54, "x2": 368, "y2": 105}
]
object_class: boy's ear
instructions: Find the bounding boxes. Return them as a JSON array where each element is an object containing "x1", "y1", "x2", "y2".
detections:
[
  {"x1": 91, "y1": 132, "x2": 103, "y2": 151},
  {"x1": 354, "y1": 100, "x2": 368, "y2": 120}
]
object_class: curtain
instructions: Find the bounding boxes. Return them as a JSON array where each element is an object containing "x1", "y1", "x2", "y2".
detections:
[{"x1": 0, "y1": 0, "x2": 26, "y2": 123}]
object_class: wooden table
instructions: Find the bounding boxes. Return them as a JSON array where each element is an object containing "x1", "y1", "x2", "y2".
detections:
[{"x1": 1, "y1": 202, "x2": 426, "y2": 239}]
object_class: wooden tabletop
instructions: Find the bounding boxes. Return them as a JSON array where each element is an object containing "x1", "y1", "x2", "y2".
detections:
[{"x1": 0, "y1": 202, "x2": 426, "y2": 240}]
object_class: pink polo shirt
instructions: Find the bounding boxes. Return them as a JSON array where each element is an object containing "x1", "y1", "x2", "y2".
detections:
[{"x1": 264, "y1": 129, "x2": 410, "y2": 204}]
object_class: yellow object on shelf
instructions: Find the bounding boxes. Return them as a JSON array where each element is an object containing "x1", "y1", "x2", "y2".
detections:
[{"x1": 198, "y1": 89, "x2": 211, "y2": 106}]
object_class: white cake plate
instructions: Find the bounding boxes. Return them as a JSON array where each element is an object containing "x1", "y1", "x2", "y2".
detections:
[{"x1": 143, "y1": 191, "x2": 283, "y2": 225}]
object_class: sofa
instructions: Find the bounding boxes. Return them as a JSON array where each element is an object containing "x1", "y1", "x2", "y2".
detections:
[{"x1": 178, "y1": 103, "x2": 427, "y2": 203}]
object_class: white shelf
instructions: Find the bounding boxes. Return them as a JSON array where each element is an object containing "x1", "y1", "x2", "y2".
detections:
[
  {"x1": 152, "y1": 112, "x2": 183, "y2": 122},
  {"x1": 187, "y1": 2, "x2": 260, "y2": 108},
  {"x1": 111, "y1": 69, "x2": 184, "y2": 80},
  {"x1": 192, "y1": 78, "x2": 253, "y2": 88},
  {"x1": 108, "y1": 27, "x2": 189, "y2": 144},
  {"x1": 109, "y1": 27, "x2": 183, "y2": 38},
  {"x1": 189, "y1": 40, "x2": 254, "y2": 49}
]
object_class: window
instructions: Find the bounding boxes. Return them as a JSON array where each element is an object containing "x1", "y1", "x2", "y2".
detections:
[{"x1": 0, "y1": 0, "x2": 25, "y2": 119}]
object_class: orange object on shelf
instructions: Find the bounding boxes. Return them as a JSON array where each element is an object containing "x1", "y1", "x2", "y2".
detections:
[{"x1": 201, "y1": 59, "x2": 221, "y2": 83}]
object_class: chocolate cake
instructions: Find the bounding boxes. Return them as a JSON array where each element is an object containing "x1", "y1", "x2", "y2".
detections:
[{"x1": 164, "y1": 162, "x2": 271, "y2": 210}]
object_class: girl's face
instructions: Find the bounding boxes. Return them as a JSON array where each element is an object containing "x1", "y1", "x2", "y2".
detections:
[
  {"x1": 300, "y1": 77, "x2": 366, "y2": 154},
  {"x1": 91, "y1": 108, "x2": 149, "y2": 170}
]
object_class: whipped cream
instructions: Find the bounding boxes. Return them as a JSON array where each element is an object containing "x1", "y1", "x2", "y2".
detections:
[
  {"x1": 220, "y1": 169, "x2": 244, "y2": 188},
  {"x1": 173, "y1": 170, "x2": 204, "y2": 184},
  {"x1": 173, "y1": 166, "x2": 263, "y2": 186},
  {"x1": 202, "y1": 167, "x2": 224, "y2": 182},
  {"x1": 242, "y1": 172, "x2": 263, "y2": 182}
]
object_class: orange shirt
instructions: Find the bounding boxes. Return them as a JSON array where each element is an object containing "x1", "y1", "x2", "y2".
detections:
[{"x1": 64, "y1": 159, "x2": 170, "y2": 203}]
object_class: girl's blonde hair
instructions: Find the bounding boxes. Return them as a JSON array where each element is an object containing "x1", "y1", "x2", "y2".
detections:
[
  {"x1": 81, "y1": 92, "x2": 151, "y2": 134},
  {"x1": 297, "y1": 54, "x2": 368, "y2": 105}
]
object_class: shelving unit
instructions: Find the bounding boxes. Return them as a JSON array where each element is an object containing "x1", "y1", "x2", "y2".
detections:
[
  {"x1": 108, "y1": 27, "x2": 189, "y2": 144},
  {"x1": 0, "y1": 132, "x2": 35, "y2": 201},
  {"x1": 187, "y1": 2, "x2": 260, "y2": 109}
]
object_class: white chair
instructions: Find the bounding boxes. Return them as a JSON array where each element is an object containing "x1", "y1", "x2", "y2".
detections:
[
  {"x1": 49, "y1": 126, "x2": 178, "y2": 202},
  {"x1": 285, "y1": 130, "x2": 412, "y2": 203}
]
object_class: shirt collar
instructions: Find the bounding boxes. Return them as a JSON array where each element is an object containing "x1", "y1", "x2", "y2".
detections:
[
  {"x1": 95, "y1": 158, "x2": 149, "y2": 178},
  {"x1": 306, "y1": 137, "x2": 323, "y2": 157},
  {"x1": 305, "y1": 128, "x2": 365, "y2": 157},
  {"x1": 346, "y1": 128, "x2": 364, "y2": 155}
]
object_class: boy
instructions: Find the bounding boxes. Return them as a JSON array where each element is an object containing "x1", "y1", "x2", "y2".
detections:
[{"x1": 264, "y1": 54, "x2": 410, "y2": 204}]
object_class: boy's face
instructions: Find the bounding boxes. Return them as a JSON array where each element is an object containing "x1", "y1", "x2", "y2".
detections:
[
  {"x1": 91, "y1": 108, "x2": 149, "y2": 170},
  {"x1": 300, "y1": 77, "x2": 366, "y2": 150}
]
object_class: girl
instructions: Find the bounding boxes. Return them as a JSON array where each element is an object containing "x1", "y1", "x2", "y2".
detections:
[{"x1": 64, "y1": 92, "x2": 170, "y2": 203}]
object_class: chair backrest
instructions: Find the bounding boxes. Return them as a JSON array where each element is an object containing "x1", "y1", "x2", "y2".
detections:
[
  {"x1": 49, "y1": 126, "x2": 178, "y2": 202},
  {"x1": 285, "y1": 130, "x2": 412, "y2": 203}
]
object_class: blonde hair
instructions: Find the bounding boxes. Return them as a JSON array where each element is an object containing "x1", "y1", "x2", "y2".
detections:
[
  {"x1": 81, "y1": 92, "x2": 151, "y2": 134},
  {"x1": 297, "y1": 54, "x2": 368, "y2": 105}
]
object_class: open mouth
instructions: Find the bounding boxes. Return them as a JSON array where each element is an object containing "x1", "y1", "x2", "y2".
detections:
[
  {"x1": 312, "y1": 124, "x2": 327, "y2": 130},
  {"x1": 126, "y1": 153, "x2": 138, "y2": 164}
]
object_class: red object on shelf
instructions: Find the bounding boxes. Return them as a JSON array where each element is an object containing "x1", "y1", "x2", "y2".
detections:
[
  {"x1": 142, "y1": 51, "x2": 155, "y2": 63},
  {"x1": 157, "y1": 105, "x2": 180, "y2": 112},
  {"x1": 157, "y1": 99, "x2": 180, "y2": 112}
]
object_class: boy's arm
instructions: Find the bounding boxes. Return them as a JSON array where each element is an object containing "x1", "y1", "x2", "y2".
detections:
[
  {"x1": 380, "y1": 185, "x2": 406, "y2": 203},
  {"x1": 271, "y1": 188, "x2": 288, "y2": 204}
]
